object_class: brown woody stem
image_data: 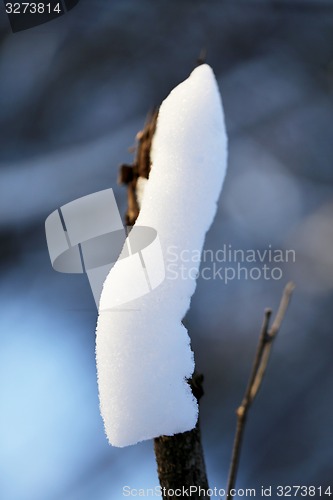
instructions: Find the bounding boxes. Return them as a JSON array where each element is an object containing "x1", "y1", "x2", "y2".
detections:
[{"x1": 226, "y1": 282, "x2": 295, "y2": 500}]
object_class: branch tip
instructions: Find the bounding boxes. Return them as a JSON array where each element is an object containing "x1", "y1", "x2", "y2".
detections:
[{"x1": 225, "y1": 283, "x2": 295, "y2": 500}]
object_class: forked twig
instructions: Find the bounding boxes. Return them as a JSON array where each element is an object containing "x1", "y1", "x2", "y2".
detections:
[{"x1": 226, "y1": 282, "x2": 295, "y2": 500}]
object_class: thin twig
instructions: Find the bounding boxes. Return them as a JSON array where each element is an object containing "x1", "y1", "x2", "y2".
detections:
[{"x1": 226, "y1": 282, "x2": 295, "y2": 500}]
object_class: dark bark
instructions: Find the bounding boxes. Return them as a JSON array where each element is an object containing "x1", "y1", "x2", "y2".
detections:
[
  {"x1": 118, "y1": 108, "x2": 158, "y2": 225},
  {"x1": 154, "y1": 374, "x2": 210, "y2": 499}
]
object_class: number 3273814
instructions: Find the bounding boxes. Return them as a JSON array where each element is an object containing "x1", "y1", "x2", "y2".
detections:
[{"x1": 5, "y1": 3, "x2": 62, "y2": 14}]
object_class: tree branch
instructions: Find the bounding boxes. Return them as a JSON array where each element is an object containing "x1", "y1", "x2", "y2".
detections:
[
  {"x1": 226, "y1": 282, "x2": 295, "y2": 500},
  {"x1": 154, "y1": 374, "x2": 210, "y2": 499}
]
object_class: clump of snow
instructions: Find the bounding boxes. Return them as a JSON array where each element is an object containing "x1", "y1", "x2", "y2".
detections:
[
  {"x1": 96, "y1": 64, "x2": 228, "y2": 447},
  {"x1": 135, "y1": 177, "x2": 148, "y2": 208}
]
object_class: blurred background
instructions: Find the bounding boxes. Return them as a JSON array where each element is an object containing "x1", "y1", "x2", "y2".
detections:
[{"x1": 0, "y1": 1, "x2": 333, "y2": 498}]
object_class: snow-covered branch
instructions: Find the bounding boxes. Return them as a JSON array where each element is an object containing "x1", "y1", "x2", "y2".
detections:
[{"x1": 96, "y1": 64, "x2": 228, "y2": 448}]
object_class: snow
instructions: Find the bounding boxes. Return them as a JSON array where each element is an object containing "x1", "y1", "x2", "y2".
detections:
[
  {"x1": 135, "y1": 177, "x2": 148, "y2": 208},
  {"x1": 96, "y1": 64, "x2": 228, "y2": 447}
]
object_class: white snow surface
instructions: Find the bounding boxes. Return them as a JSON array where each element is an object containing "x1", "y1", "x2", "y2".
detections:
[
  {"x1": 135, "y1": 177, "x2": 148, "y2": 208},
  {"x1": 96, "y1": 64, "x2": 228, "y2": 447}
]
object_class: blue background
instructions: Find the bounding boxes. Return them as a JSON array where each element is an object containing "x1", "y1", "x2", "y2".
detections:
[{"x1": 0, "y1": 1, "x2": 333, "y2": 498}]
